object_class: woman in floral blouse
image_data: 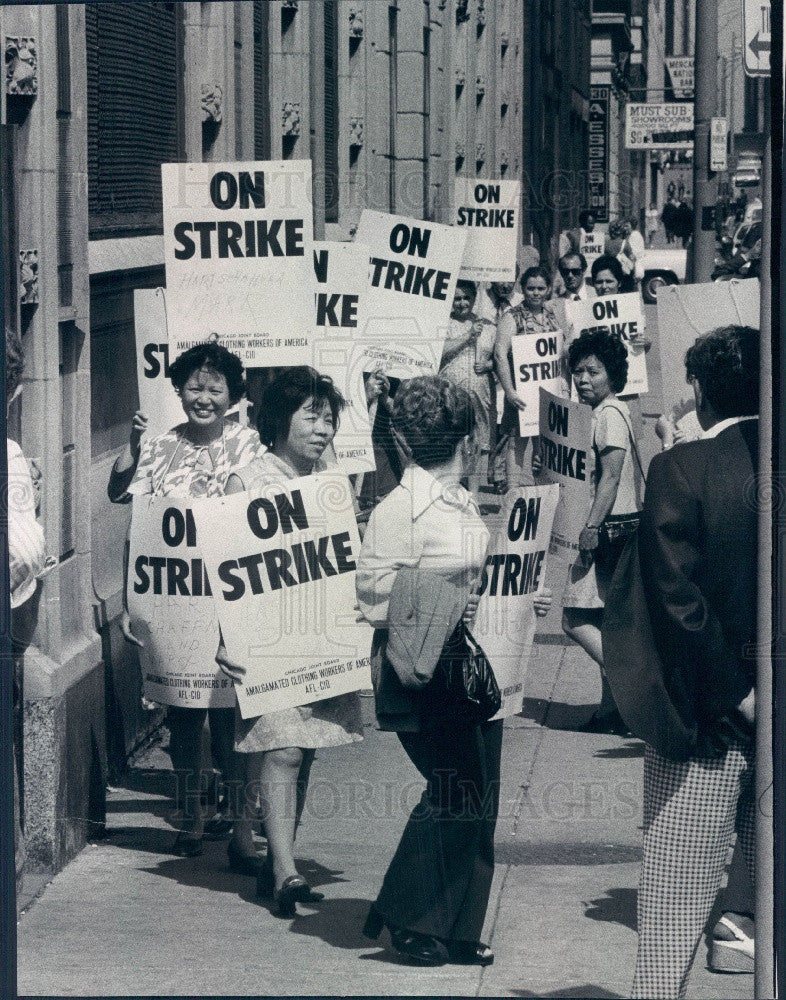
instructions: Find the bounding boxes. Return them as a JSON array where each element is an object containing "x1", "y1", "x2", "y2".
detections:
[{"x1": 109, "y1": 342, "x2": 266, "y2": 865}]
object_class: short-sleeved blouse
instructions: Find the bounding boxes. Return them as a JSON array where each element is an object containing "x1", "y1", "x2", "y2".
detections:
[
  {"x1": 501, "y1": 304, "x2": 561, "y2": 436},
  {"x1": 230, "y1": 451, "x2": 365, "y2": 753},
  {"x1": 110, "y1": 420, "x2": 265, "y2": 502}
]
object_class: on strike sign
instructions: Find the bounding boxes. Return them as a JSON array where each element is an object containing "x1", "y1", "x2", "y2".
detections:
[
  {"x1": 455, "y1": 179, "x2": 520, "y2": 282},
  {"x1": 566, "y1": 292, "x2": 648, "y2": 396},
  {"x1": 472, "y1": 485, "x2": 559, "y2": 720},
  {"x1": 162, "y1": 160, "x2": 314, "y2": 366},
  {"x1": 193, "y1": 473, "x2": 372, "y2": 719},
  {"x1": 128, "y1": 497, "x2": 235, "y2": 708},
  {"x1": 354, "y1": 210, "x2": 466, "y2": 379},
  {"x1": 537, "y1": 388, "x2": 592, "y2": 560},
  {"x1": 510, "y1": 329, "x2": 564, "y2": 437}
]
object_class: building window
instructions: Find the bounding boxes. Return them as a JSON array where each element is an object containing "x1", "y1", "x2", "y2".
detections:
[
  {"x1": 324, "y1": 1, "x2": 339, "y2": 223},
  {"x1": 86, "y1": 2, "x2": 180, "y2": 239}
]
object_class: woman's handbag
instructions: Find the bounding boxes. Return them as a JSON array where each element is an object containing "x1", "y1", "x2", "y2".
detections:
[
  {"x1": 419, "y1": 621, "x2": 501, "y2": 728},
  {"x1": 592, "y1": 401, "x2": 646, "y2": 575}
]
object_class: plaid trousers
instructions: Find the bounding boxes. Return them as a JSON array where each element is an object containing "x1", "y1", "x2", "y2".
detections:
[{"x1": 631, "y1": 739, "x2": 755, "y2": 1000}]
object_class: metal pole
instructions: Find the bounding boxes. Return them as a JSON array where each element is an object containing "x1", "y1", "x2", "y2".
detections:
[
  {"x1": 690, "y1": 0, "x2": 718, "y2": 281},
  {"x1": 754, "y1": 103, "x2": 773, "y2": 1000},
  {"x1": 729, "y1": 34, "x2": 736, "y2": 179}
]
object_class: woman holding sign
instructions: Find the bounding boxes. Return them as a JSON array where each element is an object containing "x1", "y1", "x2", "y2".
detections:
[
  {"x1": 558, "y1": 330, "x2": 642, "y2": 735},
  {"x1": 109, "y1": 342, "x2": 266, "y2": 862},
  {"x1": 439, "y1": 280, "x2": 496, "y2": 495},
  {"x1": 494, "y1": 266, "x2": 561, "y2": 490},
  {"x1": 216, "y1": 367, "x2": 364, "y2": 918}
]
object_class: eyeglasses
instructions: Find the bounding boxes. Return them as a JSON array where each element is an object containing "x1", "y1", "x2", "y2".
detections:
[{"x1": 561, "y1": 267, "x2": 584, "y2": 276}]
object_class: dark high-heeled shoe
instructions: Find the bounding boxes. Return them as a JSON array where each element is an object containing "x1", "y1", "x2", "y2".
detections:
[
  {"x1": 362, "y1": 905, "x2": 446, "y2": 966},
  {"x1": 172, "y1": 831, "x2": 203, "y2": 858},
  {"x1": 446, "y1": 940, "x2": 495, "y2": 966},
  {"x1": 274, "y1": 875, "x2": 321, "y2": 918}
]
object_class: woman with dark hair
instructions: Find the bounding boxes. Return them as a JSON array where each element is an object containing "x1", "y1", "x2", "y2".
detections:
[
  {"x1": 356, "y1": 375, "x2": 497, "y2": 966},
  {"x1": 590, "y1": 254, "x2": 626, "y2": 296},
  {"x1": 494, "y1": 265, "x2": 560, "y2": 489},
  {"x1": 557, "y1": 329, "x2": 641, "y2": 734},
  {"x1": 439, "y1": 279, "x2": 497, "y2": 494},
  {"x1": 217, "y1": 366, "x2": 364, "y2": 918},
  {"x1": 109, "y1": 341, "x2": 266, "y2": 862}
]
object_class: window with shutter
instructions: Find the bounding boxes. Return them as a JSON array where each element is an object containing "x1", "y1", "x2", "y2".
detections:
[
  {"x1": 324, "y1": 1, "x2": 339, "y2": 223},
  {"x1": 86, "y1": 2, "x2": 180, "y2": 239}
]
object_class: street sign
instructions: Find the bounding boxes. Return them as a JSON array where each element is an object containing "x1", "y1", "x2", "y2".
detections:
[
  {"x1": 588, "y1": 87, "x2": 610, "y2": 223},
  {"x1": 710, "y1": 117, "x2": 728, "y2": 172},
  {"x1": 625, "y1": 103, "x2": 694, "y2": 150},
  {"x1": 743, "y1": 0, "x2": 771, "y2": 76},
  {"x1": 665, "y1": 56, "x2": 695, "y2": 99}
]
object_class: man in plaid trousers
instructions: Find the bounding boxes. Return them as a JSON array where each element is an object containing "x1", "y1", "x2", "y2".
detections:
[{"x1": 603, "y1": 325, "x2": 759, "y2": 998}]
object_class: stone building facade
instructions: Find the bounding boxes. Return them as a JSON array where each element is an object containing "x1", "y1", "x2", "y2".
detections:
[{"x1": 1, "y1": 1, "x2": 591, "y2": 877}]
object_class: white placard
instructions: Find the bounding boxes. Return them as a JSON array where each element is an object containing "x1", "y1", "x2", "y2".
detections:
[
  {"x1": 537, "y1": 388, "x2": 593, "y2": 561},
  {"x1": 354, "y1": 210, "x2": 466, "y2": 379},
  {"x1": 454, "y1": 178, "x2": 520, "y2": 282},
  {"x1": 579, "y1": 232, "x2": 605, "y2": 261},
  {"x1": 127, "y1": 497, "x2": 235, "y2": 708},
  {"x1": 510, "y1": 329, "x2": 564, "y2": 437},
  {"x1": 134, "y1": 288, "x2": 187, "y2": 439},
  {"x1": 566, "y1": 292, "x2": 648, "y2": 396},
  {"x1": 656, "y1": 279, "x2": 760, "y2": 439},
  {"x1": 162, "y1": 160, "x2": 314, "y2": 365},
  {"x1": 472, "y1": 485, "x2": 560, "y2": 720},
  {"x1": 625, "y1": 103, "x2": 694, "y2": 150},
  {"x1": 309, "y1": 242, "x2": 376, "y2": 474},
  {"x1": 193, "y1": 473, "x2": 373, "y2": 718}
]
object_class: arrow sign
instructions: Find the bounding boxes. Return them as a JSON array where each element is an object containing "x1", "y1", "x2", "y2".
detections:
[
  {"x1": 748, "y1": 32, "x2": 771, "y2": 59},
  {"x1": 743, "y1": 0, "x2": 770, "y2": 76}
]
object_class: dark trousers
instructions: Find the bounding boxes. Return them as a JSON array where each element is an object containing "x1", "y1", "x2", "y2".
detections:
[{"x1": 375, "y1": 719, "x2": 503, "y2": 943}]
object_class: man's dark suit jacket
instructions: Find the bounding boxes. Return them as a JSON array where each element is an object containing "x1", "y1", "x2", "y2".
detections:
[{"x1": 603, "y1": 418, "x2": 758, "y2": 757}]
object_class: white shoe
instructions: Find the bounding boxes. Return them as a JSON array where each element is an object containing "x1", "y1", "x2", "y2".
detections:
[{"x1": 709, "y1": 912, "x2": 754, "y2": 973}]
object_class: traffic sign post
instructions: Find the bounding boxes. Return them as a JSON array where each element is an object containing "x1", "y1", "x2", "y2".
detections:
[
  {"x1": 743, "y1": 0, "x2": 771, "y2": 76},
  {"x1": 709, "y1": 117, "x2": 728, "y2": 172}
]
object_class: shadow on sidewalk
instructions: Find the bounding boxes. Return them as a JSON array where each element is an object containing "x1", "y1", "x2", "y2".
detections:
[
  {"x1": 518, "y1": 698, "x2": 602, "y2": 731},
  {"x1": 511, "y1": 987, "x2": 625, "y2": 998},
  {"x1": 286, "y1": 896, "x2": 379, "y2": 951},
  {"x1": 582, "y1": 886, "x2": 637, "y2": 931}
]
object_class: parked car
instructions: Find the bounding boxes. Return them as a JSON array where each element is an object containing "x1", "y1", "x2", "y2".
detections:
[{"x1": 639, "y1": 247, "x2": 687, "y2": 303}]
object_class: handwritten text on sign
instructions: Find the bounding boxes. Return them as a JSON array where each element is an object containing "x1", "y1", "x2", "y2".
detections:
[
  {"x1": 193, "y1": 473, "x2": 372, "y2": 718},
  {"x1": 473, "y1": 485, "x2": 559, "y2": 719},
  {"x1": 455, "y1": 179, "x2": 520, "y2": 282},
  {"x1": 566, "y1": 292, "x2": 648, "y2": 396},
  {"x1": 310, "y1": 241, "x2": 375, "y2": 475},
  {"x1": 128, "y1": 497, "x2": 235, "y2": 708},
  {"x1": 537, "y1": 388, "x2": 592, "y2": 559},
  {"x1": 162, "y1": 160, "x2": 314, "y2": 366},
  {"x1": 354, "y1": 210, "x2": 466, "y2": 379},
  {"x1": 510, "y1": 329, "x2": 564, "y2": 436}
]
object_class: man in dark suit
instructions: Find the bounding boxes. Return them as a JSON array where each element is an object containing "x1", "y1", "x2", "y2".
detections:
[{"x1": 605, "y1": 326, "x2": 759, "y2": 999}]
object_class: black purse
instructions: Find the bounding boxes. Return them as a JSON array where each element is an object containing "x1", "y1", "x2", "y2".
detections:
[
  {"x1": 592, "y1": 401, "x2": 646, "y2": 574},
  {"x1": 419, "y1": 621, "x2": 501, "y2": 729}
]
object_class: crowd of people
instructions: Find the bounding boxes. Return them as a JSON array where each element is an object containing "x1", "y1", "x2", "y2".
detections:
[{"x1": 5, "y1": 199, "x2": 761, "y2": 997}]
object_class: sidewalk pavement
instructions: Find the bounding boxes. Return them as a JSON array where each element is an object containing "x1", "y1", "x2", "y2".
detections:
[{"x1": 16, "y1": 562, "x2": 754, "y2": 999}]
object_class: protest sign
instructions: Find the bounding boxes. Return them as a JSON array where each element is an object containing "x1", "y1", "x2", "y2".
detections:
[
  {"x1": 354, "y1": 210, "x2": 466, "y2": 379},
  {"x1": 127, "y1": 497, "x2": 235, "y2": 708},
  {"x1": 193, "y1": 472, "x2": 373, "y2": 718},
  {"x1": 309, "y1": 242, "x2": 375, "y2": 474},
  {"x1": 134, "y1": 288, "x2": 187, "y2": 439},
  {"x1": 162, "y1": 160, "x2": 314, "y2": 366},
  {"x1": 566, "y1": 292, "x2": 648, "y2": 396},
  {"x1": 537, "y1": 388, "x2": 593, "y2": 560},
  {"x1": 656, "y1": 279, "x2": 760, "y2": 439},
  {"x1": 455, "y1": 179, "x2": 520, "y2": 282},
  {"x1": 473, "y1": 485, "x2": 559, "y2": 720},
  {"x1": 579, "y1": 231, "x2": 605, "y2": 262},
  {"x1": 510, "y1": 330, "x2": 564, "y2": 436}
]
